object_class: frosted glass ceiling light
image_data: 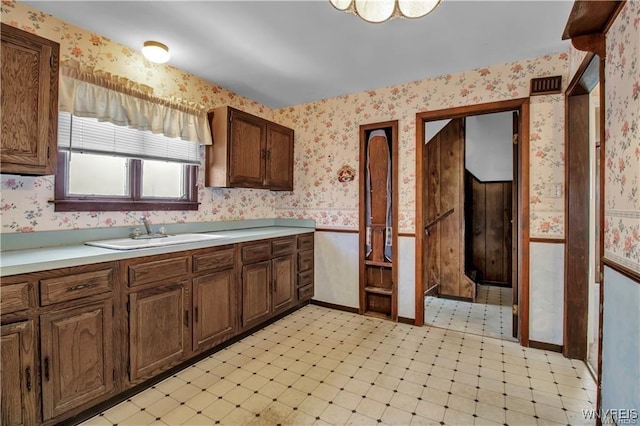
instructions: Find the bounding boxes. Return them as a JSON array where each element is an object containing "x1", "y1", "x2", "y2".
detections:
[
  {"x1": 142, "y1": 41, "x2": 170, "y2": 64},
  {"x1": 329, "y1": 0, "x2": 440, "y2": 23}
]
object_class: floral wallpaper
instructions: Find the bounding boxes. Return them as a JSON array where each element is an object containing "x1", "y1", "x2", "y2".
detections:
[
  {"x1": 1, "y1": 2, "x2": 569, "y2": 240},
  {"x1": 604, "y1": 0, "x2": 640, "y2": 272},
  {"x1": 0, "y1": 1, "x2": 277, "y2": 233},
  {"x1": 273, "y1": 55, "x2": 568, "y2": 238}
]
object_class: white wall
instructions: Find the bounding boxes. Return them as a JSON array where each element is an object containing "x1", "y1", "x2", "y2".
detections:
[
  {"x1": 529, "y1": 242, "x2": 565, "y2": 345},
  {"x1": 601, "y1": 267, "x2": 640, "y2": 413},
  {"x1": 465, "y1": 112, "x2": 513, "y2": 182},
  {"x1": 314, "y1": 232, "x2": 359, "y2": 309},
  {"x1": 313, "y1": 231, "x2": 416, "y2": 321},
  {"x1": 425, "y1": 119, "x2": 451, "y2": 143},
  {"x1": 397, "y1": 236, "x2": 415, "y2": 320}
]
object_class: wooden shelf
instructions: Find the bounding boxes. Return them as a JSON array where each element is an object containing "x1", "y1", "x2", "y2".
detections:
[
  {"x1": 364, "y1": 260, "x2": 392, "y2": 267},
  {"x1": 364, "y1": 286, "x2": 393, "y2": 296},
  {"x1": 359, "y1": 120, "x2": 398, "y2": 322}
]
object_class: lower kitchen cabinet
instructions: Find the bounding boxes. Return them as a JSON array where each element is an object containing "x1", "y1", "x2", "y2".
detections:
[
  {"x1": 241, "y1": 260, "x2": 272, "y2": 329},
  {"x1": 193, "y1": 269, "x2": 237, "y2": 352},
  {"x1": 40, "y1": 300, "x2": 114, "y2": 421},
  {"x1": 1, "y1": 320, "x2": 38, "y2": 426},
  {"x1": 272, "y1": 254, "x2": 295, "y2": 312},
  {"x1": 128, "y1": 281, "x2": 188, "y2": 382},
  {"x1": 1, "y1": 231, "x2": 314, "y2": 425}
]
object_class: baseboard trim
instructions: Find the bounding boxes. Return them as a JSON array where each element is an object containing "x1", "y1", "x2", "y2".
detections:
[
  {"x1": 437, "y1": 294, "x2": 473, "y2": 302},
  {"x1": 310, "y1": 299, "x2": 359, "y2": 314},
  {"x1": 398, "y1": 316, "x2": 415, "y2": 325},
  {"x1": 529, "y1": 340, "x2": 563, "y2": 353}
]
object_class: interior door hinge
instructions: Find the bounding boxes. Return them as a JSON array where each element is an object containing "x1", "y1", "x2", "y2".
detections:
[
  {"x1": 512, "y1": 134, "x2": 519, "y2": 145},
  {"x1": 512, "y1": 304, "x2": 518, "y2": 315}
]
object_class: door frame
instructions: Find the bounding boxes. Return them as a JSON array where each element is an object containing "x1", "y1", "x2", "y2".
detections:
[
  {"x1": 415, "y1": 98, "x2": 530, "y2": 346},
  {"x1": 564, "y1": 52, "x2": 602, "y2": 361}
]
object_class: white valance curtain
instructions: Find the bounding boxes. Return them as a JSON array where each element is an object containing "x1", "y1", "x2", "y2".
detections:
[{"x1": 58, "y1": 60, "x2": 212, "y2": 145}]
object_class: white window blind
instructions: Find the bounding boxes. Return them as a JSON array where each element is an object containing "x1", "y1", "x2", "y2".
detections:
[{"x1": 58, "y1": 112, "x2": 201, "y2": 165}]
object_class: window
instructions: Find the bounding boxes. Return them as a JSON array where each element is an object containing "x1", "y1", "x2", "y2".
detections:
[{"x1": 54, "y1": 113, "x2": 200, "y2": 211}]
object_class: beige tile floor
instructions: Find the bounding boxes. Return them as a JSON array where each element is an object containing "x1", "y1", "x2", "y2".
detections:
[
  {"x1": 425, "y1": 285, "x2": 515, "y2": 341},
  {"x1": 82, "y1": 305, "x2": 596, "y2": 426}
]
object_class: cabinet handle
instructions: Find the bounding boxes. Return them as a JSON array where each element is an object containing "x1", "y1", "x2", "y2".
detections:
[
  {"x1": 67, "y1": 282, "x2": 98, "y2": 292},
  {"x1": 261, "y1": 149, "x2": 267, "y2": 159},
  {"x1": 25, "y1": 366, "x2": 32, "y2": 391},
  {"x1": 266, "y1": 149, "x2": 271, "y2": 160},
  {"x1": 184, "y1": 310, "x2": 189, "y2": 327},
  {"x1": 44, "y1": 356, "x2": 50, "y2": 381},
  {"x1": 194, "y1": 307, "x2": 199, "y2": 323}
]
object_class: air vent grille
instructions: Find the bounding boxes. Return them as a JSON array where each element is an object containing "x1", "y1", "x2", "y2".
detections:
[{"x1": 530, "y1": 76, "x2": 563, "y2": 96}]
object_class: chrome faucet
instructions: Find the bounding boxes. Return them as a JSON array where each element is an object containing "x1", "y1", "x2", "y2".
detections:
[{"x1": 140, "y1": 216, "x2": 153, "y2": 235}]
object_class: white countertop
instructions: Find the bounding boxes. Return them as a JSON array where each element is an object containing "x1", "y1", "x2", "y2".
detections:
[{"x1": 0, "y1": 226, "x2": 313, "y2": 277}]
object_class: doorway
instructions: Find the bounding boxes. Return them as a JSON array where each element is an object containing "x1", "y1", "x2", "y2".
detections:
[
  {"x1": 415, "y1": 98, "x2": 530, "y2": 345},
  {"x1": 565, "y1": 53, "x2": 603, "y2": 372}
]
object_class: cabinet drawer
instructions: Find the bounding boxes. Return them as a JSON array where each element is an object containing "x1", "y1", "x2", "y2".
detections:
[
  {"x1": 128, "y1": 257, "x2": 189, "y2": 287},
  {"x1": 1, "y1": 282, "x2": 34, "y2": 313},
  {"x1": 272, "y1": 237, "x2": 295, "y2": 257},
  {"x1": 242, "y1": 242, "x2": 271, "y2": 263},
  {"x1": 297, "y1": 234, "x2": 314, "y2": 251},
  {"x1": 298, "y1": 284, "x2": 314, "y2": 301},
  {"x1": 40, "y1": 269, "x2": 112, "y2": 305},
  {"x1": 298, "y1": 269, "x2": 313, "y2": 288},
  {"x1": 298, "y1": 250, "x2": 314, "y2": 272},
  {"x1": 193, "y1": 247, "x2": 235, "y2": 273}
]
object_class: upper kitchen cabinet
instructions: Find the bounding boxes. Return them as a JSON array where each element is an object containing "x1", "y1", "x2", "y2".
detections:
[
  {"x1": 1, "y1": 24, "x2": 59, "y2": 176},
  {"x1": 205, "y1": 106, "x2": 294, "y2": 191}
]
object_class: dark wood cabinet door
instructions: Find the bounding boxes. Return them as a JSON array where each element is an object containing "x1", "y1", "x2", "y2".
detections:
[
  {"x1": 229, "y1": 109, "x2": 266, "y2": 187},
  {"x1": 129, "y1": 282, "x2": 188, "y2": 382},
  {"x1": 1, "y1": 23, "x2": 58, "y2": 175},
  {"x1": 265, "y1": 124, "x2": 294, "y2": 191},
  {"x1": 193, "y1": 269, "x2": 236, "y2": 352},
  {"x1": 1, "y1": 320, "x2": 38, "y2": 426},
  {"x1": 272, "y1": 255, "x2": 295, "y2": 313},
  {"x1": 242, "y1": 260, "x2": 271, "y2": 329},
  {"x1": 40, "y1": 301, "x2": 114, "y2": 421}
]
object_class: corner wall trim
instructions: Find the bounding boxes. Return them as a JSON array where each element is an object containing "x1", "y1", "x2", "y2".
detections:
[
  {"x1": 530, "y1": 238, "x2": 565, "y2": 244},
  {"x1": 603, "y1": 258, "x2": 640, "y2": 284},
  {"x1": 315, "y1": 228, "x2": 358, "y2": 234}
]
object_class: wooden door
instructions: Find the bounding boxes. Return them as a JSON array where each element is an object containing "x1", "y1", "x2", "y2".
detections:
[
  {"x1": 129, "y1": 282, "x2": 188, "y2": 382},
  {"x1": 229, "y1": 109, "x2": 266, "y2": 187},
  {"x1": 423, "y1": 118, "x2": 470, "y2": 298},
  {"x1": 512, "y1": 111, "x2": 519, "y2": 338},
  {"x1": 272, "y1": 255, "x2": 295, "y2": 312},
  {"x1": 265, "y1": 124, "x2": 294, "y2": 190},
  {"x1": 193, "y1": 270, "x2": 236, "y2": 352},
  {"x1": 242, "y1": 260, "x2": 271, "y2": 329},
  {"x1": 1, "y1": 320, "x2": 38, "y2": 426},
  {"x1": 40, "y1": 301, "x2": 114, "y2": 421},
  {"x1": 1, "y1": 23, "x2": 58, "y2": 175}
]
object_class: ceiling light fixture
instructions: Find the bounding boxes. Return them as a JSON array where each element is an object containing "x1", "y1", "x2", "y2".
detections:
[
  {"x1": 329, "y1": 0, "x2": 441, "y2": 23},
  {"x1": 142, "y1": 40, "x2": 170, "y2": 64}
]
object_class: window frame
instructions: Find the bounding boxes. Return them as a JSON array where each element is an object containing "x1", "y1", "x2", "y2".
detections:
[{"x1": 53, "y1": 152, "x2": 199, "y2": 212}]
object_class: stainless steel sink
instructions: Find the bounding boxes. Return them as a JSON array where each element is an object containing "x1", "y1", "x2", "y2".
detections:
[{"x1": 85, "y1": 233, "x2": 227, "y2": 250}]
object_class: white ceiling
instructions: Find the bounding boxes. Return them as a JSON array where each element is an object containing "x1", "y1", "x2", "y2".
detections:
[{"x1": 26, "y1": 0, "x2": 573, "y2": 109}]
